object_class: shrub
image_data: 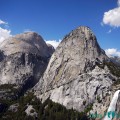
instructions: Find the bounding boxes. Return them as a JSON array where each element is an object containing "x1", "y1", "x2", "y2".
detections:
[
  {"x1": 97, "y1": 96, "x2": 101, "y2": 103},
  {"x1": 83, "y1": 100, "x2": 86, "y2": 105}
]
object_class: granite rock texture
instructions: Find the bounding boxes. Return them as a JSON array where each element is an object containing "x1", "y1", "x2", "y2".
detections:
[
  {"x1": 34, "y1": 26, "x2": 118, "y2": 113},
  {"x1": 0, "y1": 32, "x2": 54, "y2": 96}
]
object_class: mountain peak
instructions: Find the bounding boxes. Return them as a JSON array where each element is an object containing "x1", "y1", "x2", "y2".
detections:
[
  {"x1": 15, "y1": 32, "x2": 42, "y2": 41},
  {"x1": 59, "y1": 26, "x2": 107, "y2": 63},
  {"x1": 0, "y1": 32, "x2": 51, "y2": 57},
  {"x1": 34, "y1": 26, "x2": 113, "y2": 113},
  {"x1": 63, "y1": 26, "x2": 95, "y2": 42}
]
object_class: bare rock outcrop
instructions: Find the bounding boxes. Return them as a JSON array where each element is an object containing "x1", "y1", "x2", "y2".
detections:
[
  {"x1": 0, "y1": 32, "x2": 54, "y2": 98},
  {"x1": 35, "y1": 26, "x2": 118, "y2": 113}
]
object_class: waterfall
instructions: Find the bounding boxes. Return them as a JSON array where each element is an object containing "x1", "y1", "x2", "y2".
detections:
[{"x1": 104, "y1": 90, "x2": 120, "y2": 120}]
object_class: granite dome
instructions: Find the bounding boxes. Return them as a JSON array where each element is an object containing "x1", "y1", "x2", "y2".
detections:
[{"x1": 0, "y1": 32, "x2": 50, "y2": 57}]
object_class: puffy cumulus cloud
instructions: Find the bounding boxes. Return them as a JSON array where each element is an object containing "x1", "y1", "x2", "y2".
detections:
[
  {"x1": 0, "y1": 19, "x2": 11, "y2": 43},
  {"x1": 0, "y1": 27, "x2": 11, "y2": 43},
  {"x1": 103, "y1": 0, "x2": 120, "y2": 27},
  {"x1": 46, "y1": 39, "x2": 61, "y2": 49},
  {"x1": 105, "y1": 48, "x2": 120, "y2": 57},
  {"x1": 103, "y1": 8, "x2": 120, "y2": 27}
]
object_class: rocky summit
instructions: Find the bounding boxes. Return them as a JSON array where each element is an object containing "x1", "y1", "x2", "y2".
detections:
[
  {"x1": 0, "y1": 32, "x2": 52, "y2": 57},
  {"x1": 0, "y1": 26, "x2": 120, "y2": 120},
  {"x1": 34, "y1": 26, "x2": 120, "y2": 115}
]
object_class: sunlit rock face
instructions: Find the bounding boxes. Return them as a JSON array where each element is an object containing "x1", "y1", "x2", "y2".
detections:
[
  {"x1": 46, "y1": 43, "x2": 55, "y2": 55},
  {"x1": 0, "y1": 32, "x2": 54, "y2": 97},
  {"x1": 0, "y1": 32, "x2": 51, "y2": 57},
  {"x1": 35, "y1": 26, "x2": 117, "y2": 112}
]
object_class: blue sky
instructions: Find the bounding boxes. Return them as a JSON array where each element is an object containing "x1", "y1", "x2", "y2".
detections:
[{"x1": 0, "y1": 0, "x2": 120, "y2": 56}]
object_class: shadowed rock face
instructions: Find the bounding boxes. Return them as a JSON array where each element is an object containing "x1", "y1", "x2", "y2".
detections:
[
  {"x1": 0, "y1": 32, "x2": 54, "y2": 98},
  {"x1": 35, "y1": 26, "x2": 117, "y2": 112},
  {"x1": 47, "y1": 43, "x2": 55, "y2": 55},
  {"x1": 0, "y1": 50, "x2": 4, "y2": 62}
]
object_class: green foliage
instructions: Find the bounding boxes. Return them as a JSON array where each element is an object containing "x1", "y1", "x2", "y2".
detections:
[
  {"x1": 30, "y1": 109, "x2": 34, "y2": 113},
  {"x1": 0, "y1": 84, "x2": 16, "y2": 90},
  {"x1": 105, "y1": 61, "x2": 120, "y2": 86},
  {"x1": 83, "y1": 100, "x2": 86, "y2": 105},
  {"x1": 96, "y1": 96, "x2": 101, "y2": 103},
  {"x1": 97, "y1": 61, "x2": 120, "y2": 78},
  {"x1": 113, "y1": 79, "x2": 120, "y2": 85},
  {"x1": 97, "y1": 61, "x2": 120, "y2": 85},
  {"x1": 0, "y1": 84, "x2": 19, "y2": 100},
  {"x1": 105, "y1": 62, "x2": 120, "y2": 77},
  {"x1": 84, "y1": 104, "x2": 93, "y2": 113},
  {"x1": 0, "y1": 92, "x2": 90, "y2": 120},
  {"x1": 34, "y1": 97, "x2": 89, "y2": 120}
]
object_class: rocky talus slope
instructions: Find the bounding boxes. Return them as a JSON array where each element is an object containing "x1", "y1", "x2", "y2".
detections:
[{"x1": 34, "y1": 26, "x2": 120, "y2": 116}]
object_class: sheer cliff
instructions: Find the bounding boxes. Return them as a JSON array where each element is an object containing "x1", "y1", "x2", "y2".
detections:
[{"x1": 34, "y1": 26, "x2": 119, "y2": 115}]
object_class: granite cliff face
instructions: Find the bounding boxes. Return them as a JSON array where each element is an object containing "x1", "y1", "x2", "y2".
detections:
[
  {"x1": 34, "y1": 26, "x2": 119, "y2": 114},
  {"x1": 0, "y1": 32, "x2": 54, "y2": 98},
  {"x1": 0, "y1": 27, "x2": 120, "y2": 119}
]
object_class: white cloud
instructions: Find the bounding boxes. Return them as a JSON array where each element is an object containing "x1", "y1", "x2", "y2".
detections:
[
  {"x1": 0, "y1": 27, "x2": 11, "y2": 43},
  {"x1": 103, "y1": 0, "x2": 120, "y2": 27},
  {"x1": 0, "y1": 19, "x2": 11, "y2": 43},
  {"x1": 118, "y1": 0, "x2": 120, "y2": 6},
  {"x1": 24, "y1": 29, "x2": 33, "y2": 32},
  {"x1": 46, "y1": 39, "x2": 61, "y2": 48},
  {"x1": 105, "y1": 48, "x2": 120, "y2": 57},
  {"x1": 103, "y1": 8, "x2": 120, "y2": 27},
  {"x1": 0, "y1": 20, "x2": 7, "y2": 25}
]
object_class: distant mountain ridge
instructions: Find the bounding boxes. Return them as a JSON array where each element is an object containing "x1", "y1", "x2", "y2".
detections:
[{"x1": 110, "y1": 56, "x2": 120, "y2": 66}]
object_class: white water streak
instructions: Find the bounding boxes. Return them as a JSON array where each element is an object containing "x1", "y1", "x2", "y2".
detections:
[{"x1": 104, "y1": 90, "x2": 120, "y2": 120}]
